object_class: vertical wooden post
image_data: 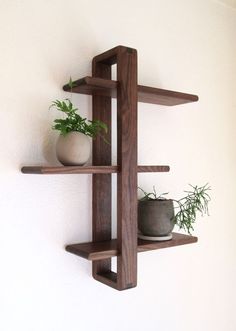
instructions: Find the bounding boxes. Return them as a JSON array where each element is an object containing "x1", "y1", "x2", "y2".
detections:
[
  {"x1": 116, "y1": 47, "x2": 138, "y2": 290},
  {"x1": 92, "y1": 46, "x2": 138, "y2": 290},
  {"x1": 92, "y1": 62, "x2": 112, "y2": 277}
]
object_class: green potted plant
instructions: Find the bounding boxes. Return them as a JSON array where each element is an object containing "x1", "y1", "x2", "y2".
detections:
[
  {"x1": 50, "y1": 78, "x2": 108, "y2": 166},
  {"x1": 138, "y1": 184, "x2": 211, "y2": 241}
]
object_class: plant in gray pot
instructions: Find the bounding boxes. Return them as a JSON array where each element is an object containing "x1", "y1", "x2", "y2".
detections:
[
  {"x1": 49, "y1": 78, "x2": 108, "y2": 166},
  {"x1": 138, "y1": 184, "x2": 211, "y2": 241}
]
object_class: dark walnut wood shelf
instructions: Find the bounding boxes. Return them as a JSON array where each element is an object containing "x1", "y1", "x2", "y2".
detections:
[
  {"x1": 21, "y1": 46, "x2": 199, "y2": 290},
  {"x1": 63, "y1": 76, "x2": 198, "y2": 106},
  {"x1": 21, "y1": 165, "x2": 170, "y2": 174},
  {"x1": 66, "y1": 233, "x2": 198, "y2": 261}
]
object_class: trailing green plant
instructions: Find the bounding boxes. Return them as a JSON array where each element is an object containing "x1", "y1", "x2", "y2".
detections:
[
  {"x1": 49, "y1": 78, "x2": 109, "y2": 143},
  {"x1": 138, "y1": 184, "x2": 211, "y2": 234}
]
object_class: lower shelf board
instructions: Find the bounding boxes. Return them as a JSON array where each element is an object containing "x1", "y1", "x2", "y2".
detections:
[{"x1": 65, "y1": 233, "x2": 198, "y2": 261}]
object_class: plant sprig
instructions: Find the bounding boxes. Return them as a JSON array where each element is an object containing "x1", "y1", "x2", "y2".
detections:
[
  {"x1": 49, "y1": 77, "x2": 109, "y2": 143},
  {"x1": 138, "y1": 186, "x2": 169, "y2": 201},
  {"x1": 173, "y1": 184, "x2": 211, "y2": 234}
]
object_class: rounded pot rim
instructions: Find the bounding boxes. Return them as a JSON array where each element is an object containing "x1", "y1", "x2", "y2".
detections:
[
  {"x1": 60, "y1": 131, "x2": 89, "y2": 136},
  {"x1": 138, "y1": 199, "x2": 173, "y2": 203}
]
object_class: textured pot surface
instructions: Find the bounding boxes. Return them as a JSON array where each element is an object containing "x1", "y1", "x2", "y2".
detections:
[
  {"x1": 138, "y1": 199, "x2": 175, "y2": 236},
  {"x1": 56, "y1": 132, "x2": 91, "y2": 166}
]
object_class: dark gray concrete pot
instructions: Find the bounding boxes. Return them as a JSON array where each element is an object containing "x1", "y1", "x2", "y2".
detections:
[{"x1": 138, "y1": 199, "x2": 175, "y2": 236}]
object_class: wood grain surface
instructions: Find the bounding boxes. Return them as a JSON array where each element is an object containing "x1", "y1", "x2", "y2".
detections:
[
  {"x1": 21, "y1": 165, "x2": 170, "y2": 174},
  {"x1": 65, "y1": 233, "x2": 198, "y2": 261},
  {"x1": 92, "y1": 60, "x2": 112, "y2": 277},
  {"x1": 63, "y1": 75, "x2": 198, "y2": 106}
]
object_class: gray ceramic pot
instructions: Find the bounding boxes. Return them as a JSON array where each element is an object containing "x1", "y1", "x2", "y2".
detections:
[
  {"x1": 56, "y1": 132, "x2": 91, "y2": 166},
  {"x1": 138, "y1": 199, "x2": 175, "y2": 236}
]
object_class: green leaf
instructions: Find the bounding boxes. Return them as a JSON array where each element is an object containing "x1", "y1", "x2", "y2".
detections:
[
  {"x1": 50, "y1": 98, "x2": 109, "y2": 143},
  {"x1": 68, "y1": 76, "x2": 77, "y2": 89}
]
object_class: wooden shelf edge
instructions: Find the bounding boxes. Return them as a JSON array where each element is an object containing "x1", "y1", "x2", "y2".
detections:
[
  {"x1": 138, "y1": 233, "x2": 198, "y2": 254},
  {"x1": 93, "y1": 272, "x2": 118, "y2": 290},
  {"x1": 21, "y1": 165, "x2": 118, "y2": 174},
  {"x1": 63, "y1": 76, "x2": 198, "y2": 106},
  {"x1": 65, "y1": 233, "x2": 198, "y2": 261},
  {"x1": 63, "y1": 76, "x2": 117, "y2": 92},
  {"x1": 138, "y1": 165, "x2": 170, "y2": 172},
  {"x1": 137, "y1": 84, "x2": 198, "y2": 105},
  {"x1": 21, "y1": 165, "x2": 170, "y2": 174},
  {"x1": 65, "y1": 240, "x2": 118, "y2": 261}
]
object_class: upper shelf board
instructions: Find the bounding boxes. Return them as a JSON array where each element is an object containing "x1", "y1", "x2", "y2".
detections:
[
  {"x1": 21, "y1": 165, "x2": 170, "y2": 174},
  {"x1": 63, "y1": 76, "x2": 198, "y2": 106}
]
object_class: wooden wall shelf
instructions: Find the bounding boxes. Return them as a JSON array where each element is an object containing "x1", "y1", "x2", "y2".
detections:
[
  {"x1": 22, "y1": 45, "x2": 199, "y2": 291},
  {"x1": 66, "y1": 233, "x2": 198, "y2": 261},
  {"x1": 63, "y1": 76, "x2": 198, "y2": 106},
  {"x1": 21, "y1": 165, "x2": 170, "y2": 174}
]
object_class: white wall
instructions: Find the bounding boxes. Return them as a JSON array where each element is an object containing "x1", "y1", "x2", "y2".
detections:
[{"x1": 1, "y1": 0, "x2": 236, "y2": 330}]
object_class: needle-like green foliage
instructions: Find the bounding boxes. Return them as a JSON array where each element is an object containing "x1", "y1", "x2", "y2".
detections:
[
  {"x1": 173, "y1": 184, "x2": 211, "y2": 234},
  {"x1": 138, "y1": 184, "x2": 211, "y2": 234},
  {"x1": 138, "y1": 186, "x2": 169, "y2": 200}
]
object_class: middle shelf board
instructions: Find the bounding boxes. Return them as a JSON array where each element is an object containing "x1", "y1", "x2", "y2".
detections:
[
  {"x1": 63, "y1": 76, "x2": 199, "y2": 106},
  {"x1": 21, "y1": 165, "x2": 170, "y2": 174},
  {"x1": 66, "y1": 233, "x2": 198, "y2": 261}
]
